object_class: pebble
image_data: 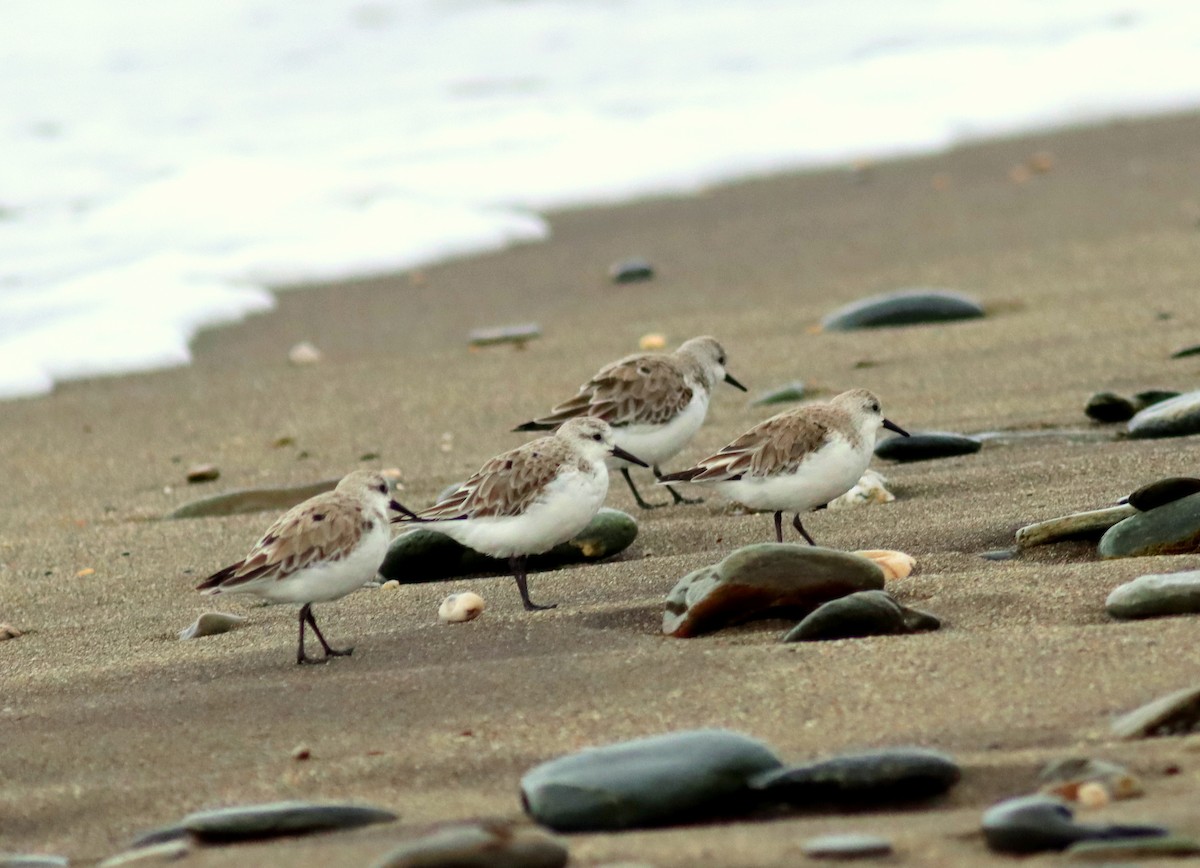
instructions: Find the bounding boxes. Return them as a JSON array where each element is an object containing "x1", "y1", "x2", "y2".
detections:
[
  {"x1": 1106, "y1": 570, "x2": 1200, "y2": 619},
  {"x1": 820, "y1": 288, "x2": 985, "y2": 331},
  {"x1": 781, "y1": 590, "x2": 939, "y2": 642},
  {"x1": 381, "y1": 508, "x2": 637, "y2": 583},
  {"x1": 662, "y1": 544, "x2": 885, "y2": 638},
  {"x1": 97, "y1": 840, "x2": 190, "y2": 866},
  {"x1": 0, "y1": 857, "x2": 70, "y2": 868},
  {"x1": 379, "y1": 580, "x2": 401, "y2": 591},
  {"x1": 1015, "y1": 504, "x2": 1136, "y2": 549},
  {"x1": 801, "y1": 833, "x2": 893, "y2": 860},
  {"x1": 1126, "y1": 476, "x2": 1200, "y2": 511},
  {"x1": 438, "y1": 592, "x2": 485, "y2": 624},
  {"x1": 750, "y1": 381, "x2": 806, "y2": 406},
  {"x1": 638, "y1": 332, "x2": 667, "y2": 350},
  {"x1": 1084, "y1": 392, "x2": 1136, "y2": 423},
  {"x1": 372, "y1": 821, "x2": 568, "y2": 868},
  {"x1": 1064, "y1": 835, "x2": 1200, "y2": 860},
  {"x1": 609, "y1": 258, "x2": 655, "y2": 283},
  {"x1": 291, "y1": 744, "x2": 311, "y2": 761},
  {"x1": 980, "y1": 548, "x2": 1018, "y2": 561},
  {"x1": 0, "y1": 623, "x2": 23, "y2": 641},
  {"x1": 981, "y1": 795, "x2": 1168, "y2": 854},
  {"x1": 826, "y1": 469, "x2": 894, "y2": 509},
  {"x1": 130, "y1": 801, "x2": 397, "y2": 846},
  {"x1": 184, "y1": 463, "x2": 220, "y2": 483},
  {"x1": 467, "y1": 323, "x2": 541, "y2": 348},
  {"x1": 1127, "y1": 389, "x2": 1200, "y2": 438},
  {"x1": 520, "y1": 729, "x2": 782, "y2": 831},
  {"x1": 167, "y1": 478, "x2": 339, "y2": 519},
  {"x1": 1097, "y1": 492, "x2": 1200, "y2": 558},
  {"x1": 1133, "y1": 389, "x2": 1180, "y2": 408},
  {"x1": 1111, "y1": 684, "x2": 1200, "y2": 739},
  {"x1": 1170, "y1": 342, "x2": 1200, "y2": 359},
  {"x1": 750, "y1": 747, "x2": 960, "y2": 806},
  {"x1": 874, "y1": 431, "x2": 981, "y2": 463},
  {"x1": 178, "y1": 612, "x2": 246, "y2": 640},
  {"x1": 852, "y1": 549, "x2": 915, "y2": 580},
  {"x1": 1038, "y1": 758, "x2": 1143, "y2": 804},
  {"x1": 287, "y1": 341, "x2": 323, "y2": 365}
]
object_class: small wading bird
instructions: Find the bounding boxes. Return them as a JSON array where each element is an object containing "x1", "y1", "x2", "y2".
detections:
[
  {"x1": 659, "y1": 389, "x2": 909, "y2": 544},
  {"x1": 196, "y1": 470, "x2": 416, "y2": 664},
  {"x1": 515, "y1": 336, "x2": 746, "y2": 509},
  {"x1": 394, "y1": 417, "x2": 648, "y2": 610}
]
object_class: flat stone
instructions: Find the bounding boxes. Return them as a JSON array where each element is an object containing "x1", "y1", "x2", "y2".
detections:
[
  {"x1": 1133, "y1": 389, "x2": 1181, "y2": 408},
  {"x1": 130, "y1": 801, "x2": 396, "y2": 846},
  {"x1": 781, "y1": 590, "x2": 939, "y2": 642},
  {"x1": 1170, "y1": 342, "x2": 1200, "y2": 359},
  {"x1": 1106, "y1": 570, "x2": 1200, "y2": 619},
  {"x1": 1084, "y1": 392, "x2": 1136, "y2": 423},
  {"x1": 820, "y1": 289, "x2": 985, "y2": 331},
  {"x1": 178, "y1": 612, "x2": 246, "y2": 640},
  {"x1": 380, "y1": 508, "x2": 637, "y2": 582},
  {"x1": 98, "y1": 840, "x2": 190, "y2": 866},
  {"x1": 1127, "y1": 477, "x2": 1200, "y2": 511},
  {"x1": 184, "y1": 463, "x2": 220, "y2": 483},
  {"x1": 1016, "y1": 505, "x2": 1136, "y2": 549},
  {"x1": 1065, "y1": 835, "x2": 1200, "y2": 860},
  {"x1": 663, "y1": 544, "x2": 884, "y2": 638},
  {"x1": 1127, "y1": 389, "x2": 1200, "y2": 438},
  {"x1": 801, "y1": 833, "x2": 893, "y2": 860},
  {"x1": 749, "y1": 747, "x2": 960, "y2": 805},
  {"x1": 467, "y1": 323, "x2": 541, "y2": 348},
  {"x1": 751, "y1": 381, "x2": 806, "y2": 406},
  {"x1": 1112, "y1": 685, "x2": 1200, "y2": 739},
  {"x1": 0, "y1": 858, "x2": 70, "y2": 868},
  {"x1": 981, "y1": 795, "x2": 1167, "y2": 854},
  {"x1": 166, "y1": 479, "x2": 338, "y2": 519},
  {"x1": 980, "y1": 549, "x2": 1017, "y2": 561},
  {"x1": 874, "y1": 431, "x2": 981, "y2": 463},
  {"x1": 608, "y1": 258, "x2": 654, "y2": 283},
  {"x1": 1098, "y1": 492, "x2": 1200, "y2": 558},
  {"x1": 520, "y1": 729, "x2": 782, "y2": 832},
  {"x1": 373, "y1": 822, "x2": 568, "y2": 868}
]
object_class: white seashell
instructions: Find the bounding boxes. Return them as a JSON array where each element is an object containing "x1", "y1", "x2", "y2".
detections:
[
  {"x1": 99, "y1": 839, "x2": 190, "y2": 866},
  {"x1": 178, "y1": 611, "x2": 246, "y2": 640},
  {"x1": 379, "y1": 580, "x2": 401, "y2": 591},
  {"x1": 827, "y1": 469, "x2": 894, "y2": 510},
  {"x1": 853, "y1": 550, "x2": 916, "y2": 580},
  {"x1": 288, "y1": 341, "x2": 323, "y2": 365},
  {"x1": 438, "y1": 592, "x2": 485, "y2": 624},
  {"x1": 0, "y1": 623, "x2": 23, "y2": 641}
]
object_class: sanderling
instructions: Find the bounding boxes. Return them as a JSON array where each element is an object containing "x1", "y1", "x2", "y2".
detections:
[
  {"x1": 394, "y1": 417, "x2": 647, "y2": 610},
  {"x1": 659, "y1": 389, "x2": 909, "y2": 544},
  {"x1": 196, "y1": 469, "x2": 415, "y2": 665},
  {"x1": 514, "y1": 336, "x2": 746, "y2": 509}
]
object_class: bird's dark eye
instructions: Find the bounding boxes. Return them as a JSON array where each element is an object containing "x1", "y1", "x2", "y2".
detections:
[
  {"x1": 871, "y1": 402, "x2": 880, "y2": 413},
  {"x1": 376, "y1": 483, "x2": 388, "y2": 494},
  {"x1": 591, "y1": 433, "x2": 602, "y2": 441},
  {"x1": 718, "y1": 356, "x2": 726, "y2": 365}
]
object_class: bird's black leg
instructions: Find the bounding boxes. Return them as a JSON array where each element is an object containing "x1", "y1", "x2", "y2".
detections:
[
  {"x1": 792, "y1": 513, "x2": 817, "y2": 546},
  {"x1": 510, "y1": 555, "x2": 557, "y2": 611},
  {"x1": 773, "y1": 511, "x2": 784, "y2": 543},
  {"x1": 621, "y1": 467, "x2": 667, "y2": 510},
  {"x1": 296, "y1": 605, "x2": 314, "y2": 665},
  {"x1": 301, "y1": 604, "x2": 353, "y2": 661},
  {"x1": 656, "y1": 465, "x2": 703, "y2": 505}
]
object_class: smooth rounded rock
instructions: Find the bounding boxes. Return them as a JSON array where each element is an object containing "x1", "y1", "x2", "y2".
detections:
[
  {"x1": 820, "y1": 289, "x2": 985, "y2": 331},
  {"x1": 663, "y1": 544, "x2": 884, "y2": 638},
  {"x1": 1171, "y1": 343, "x2": 1200, "y2": 359},
  {"x1": 130, "y1": 801, "x2": 397, "y2": 846},
  {"x1": 749, "y1": 747, "x2": 960, "y2": 805},
  {"x1": 781, "y1": 590, "x2": 939, "y2": 642},
  {"x1": 1127, "y1": 476, "x2": 1200, "y2": 512},
  {"x1": 0, "y1": 858, "x2": 70, "y2": 868},
  {"x1": 381, "y1": 508, "x2": 637, "y2": 583},
  {"x1": 801, "y1": 833, "x2": 893, "y2": 860},
  {"x1": 178, "y1": 612, "x2": 246, "y2": 640},
  {"x1": 1127, "y1": 389, "x2": 1200, "y2": 438},
  {"x1": 520, "y1": 729, "x2": 782, "y2": 832},
  {"x1": 167, "y1": 479, "x2": 339, "y2": 519},
  {"x1": 751, "y1": 381, "x2": 806, "y2": 407},
  {"x1": 1016, "y1": 504, "x2": 1136, "y2": 549},
  {"x1": 467, "y1": 323, "x2": 541, "y2": 348},
  {"x1": 1098, "y1": 492, "x2": 1200, "y2": 558},
  {"x1": 1106, "y1": 570, "x2": 1200, "y2": 619},
  {"x1": 1111, "y1": 685, "x2": 1200, "y2": 739},
  {"x1": 1065, "y1": 835, "x2": 1200, "y2": 860},
  {"x1": 981, "y1": 795, "x2": 1167, "y2": 854},
  {"x1": 373, "y1": 822, "x2": 568, "y2": 868},
  {"x1": 608, "y1": 258, "x2": 654, "y2": 283},
  {"x1": 874, "y1": 431, "x2": 981, "y2": 463},
  {"x1": 1084, "y1": 392, "x2": 1136, "y2": 423},
  {"x1": 1133, "y1": 389, "x2": 1181, "y2": 408}
]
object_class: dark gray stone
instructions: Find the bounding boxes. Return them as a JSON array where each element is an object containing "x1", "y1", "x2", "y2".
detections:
[
  {"x1": 167, "y1": 479, "x2": 339, "y2": 519},
  {"x1": 781, "y1": 590, "x2": 939, "y2": 642},
  {"x1": 1133, "y1": 389, "x2": 1181, "y2": 409},
  {"x1": 874, "y1": 431, "x2": 981, "y2": 463},
  {"x1": 467, "y1": 323, "x2": 541, "y2": 348},
  {"x1": 1065, "y1": 835, "x2": 1200, "y2": 860},
  {"x1": 981, "y1": 795, "x2": 1167, "y2": 854},
  {"x1": 980, "y1": 548, "x2": 1018, "y2": 561},
  {"x1": 1170, "y1": 343, "x2": 1200, "y2": 359},
  {"x1": 1106, "y1": 570, "x2": 1200, "y2": 619},
  {"x1": 801, "y1": 833, "x2": 893, "y2": 860},
  {"x1": 380, "y1": 508, "x2": 637, "y2": 582},
  {"x1": 1112, "y1": 685, "x2": 1200, "y2": 739},
  {"x1": 663, "y1": 544, "x2": 884, "y2": 638},
  {"x1": 821, "y1": 289, "x2": 985, "y2": 331},
  {"x1": 0, "y1": 857, "x2": 70, "y2": 868},
  {"x1": 373, "y1": 822, "x2": 568, "y2": 868},
  {"x1": 608, "y1": 258, "x2": 654, "y2": 283},
  {"x1": 130, "y1": 801, "x2": 396, "y2": 846},
  {"x1": 1127, "y1": 389, "x2": 1200, "y2": 438},
  {"x1": 749, "y1": 747, "x2": 960, "y2": 805},
  {"x1": 1084, "y1": 392, "x2": 1136, "y2": 423},
  {"x1": 751, "y1": 381, "x2": 806, "y2": 407},
  {"x1": 1098, "y1": 492, "x2": 1200, "y2": 558},
  {"x1": 520, "y1": 729, "x2": 782, "y2": 832},
  {"x1": 1127, "y1": 477, "x2": 1200, "y2": 512}
]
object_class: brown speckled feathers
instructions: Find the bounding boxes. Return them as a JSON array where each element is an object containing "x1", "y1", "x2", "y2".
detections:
[{"x1": 520, "y1": 353, "x2": 694, "y2": 429}]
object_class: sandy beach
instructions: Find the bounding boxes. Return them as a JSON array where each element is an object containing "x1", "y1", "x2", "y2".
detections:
[{"x1": 4, "y1": 111, "x2": 1200, "y2": 865}]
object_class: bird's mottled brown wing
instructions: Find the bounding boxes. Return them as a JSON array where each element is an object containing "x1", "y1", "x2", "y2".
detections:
[
  {"x1": 681, "y1": 409, "x2": 838, "y2": 482},
  {"x1": 522, "y1": 354, "x2": 692, "y2": 428},
  {"x1": 196, "y1": 492, "x2": 369, "y2": 590},
  {"x1": 417, "y1": 439, "x2": 569, "y2": 520}
]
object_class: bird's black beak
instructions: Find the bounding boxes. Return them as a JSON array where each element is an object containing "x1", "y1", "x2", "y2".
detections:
[
  {"x1": 611, "y1": 445, "x2": 649, "y2": 467},
  {"x1": 389, "y1": 499, "x2": 421, "y2": 520},
  {"x1": 724, "y1": 371, "x2": 748, "y2": 392},
  {"x1": 882, "y1": 419, "x2": 910, "y2": 437}
]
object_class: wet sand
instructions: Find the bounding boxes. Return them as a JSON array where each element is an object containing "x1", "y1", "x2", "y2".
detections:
[{"x1": 3, "y1": 112, "x2": 1200, "y2": 865}]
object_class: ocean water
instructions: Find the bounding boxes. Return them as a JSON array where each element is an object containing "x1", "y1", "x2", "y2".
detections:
[{"x1": 3, "y1": 0, "x2": 1199, "y2": 399}]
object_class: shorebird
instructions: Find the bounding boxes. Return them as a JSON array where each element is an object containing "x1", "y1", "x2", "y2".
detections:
[
  {"x1": 196, "y1": 470, "x2": 415, "y2": 664},
  {"x1": 659, "y1": 389, "x2": 909, "y2": 544},
  {"x1": 514, "y1": 336, "x2": 746, "y2": 509},
  {"x1": 394, "y1": 417, "x2": 648, "y2": 610}
]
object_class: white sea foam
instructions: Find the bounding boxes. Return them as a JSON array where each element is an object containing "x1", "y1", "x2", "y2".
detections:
[{"x1": 3, "y1": 0, "x2": 1199, "y2": 399}]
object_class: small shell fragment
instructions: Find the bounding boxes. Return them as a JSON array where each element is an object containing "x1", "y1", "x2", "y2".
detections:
[
  {"x1": 178, "y1": 612, "x2": 246, "y2": 640},
  {"x1": 185, "y1": 463, "x2": 220, "y2": 483},
  {"x1": 0, "y1": 623, "x2": 23, "y2": 641},
  {"x1": 379, "y1": 580, "x2": 401, "y2": 592},
  {"x1": 288, "y1": 341, "x2": 323, "y2": 365},
  {"x1": 639, "y1": 332, "x2": 668, "y2": 350},
  {"x1": 439, "y1": 592, "x2": 485, "y2": 624},
  {"x1": 854, "y1": 550, "x2": 916, "y2": 580},
  {"x1": 828, "y1": 469, "x2": 894, "y2": 510}
]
